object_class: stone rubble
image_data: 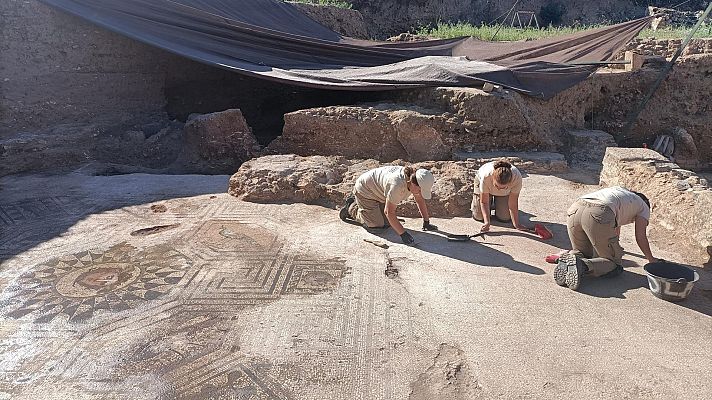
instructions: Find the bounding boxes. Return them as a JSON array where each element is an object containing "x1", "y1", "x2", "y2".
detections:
[
  {"x1": 180, "y1": 109, "x2": 261, "y2": 174},
  {"x1": 648, "y1": 6, "x2": 711, "y2": 31}
]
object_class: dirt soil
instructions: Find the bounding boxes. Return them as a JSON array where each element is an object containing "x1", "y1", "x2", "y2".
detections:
[{"x1": 1, "y1": 170, "x2": 710, "y2": 399}]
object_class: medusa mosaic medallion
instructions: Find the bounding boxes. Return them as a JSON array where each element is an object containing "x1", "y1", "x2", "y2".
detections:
[{"x1": 2, "y1": 243, "x2": 191, "y2": 323}]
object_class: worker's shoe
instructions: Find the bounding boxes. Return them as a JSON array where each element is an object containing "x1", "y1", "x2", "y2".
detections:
[
  {"x1": 601, "y1": 265, "x2": 623, "y2": 278},
  {"x1": 562, "y1": 253, "x2": 587, "y2": 291},
  {"x1": 339, "y1": 195, "x2": 355, "y2": 222},
  {"x1": 553, "y1": 258, "x2": 568, "y2": 287}
]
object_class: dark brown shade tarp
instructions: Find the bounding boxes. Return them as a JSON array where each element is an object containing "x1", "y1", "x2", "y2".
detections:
[{"x1": 40, "y1": 0, "x2": 652, "y2": 99}]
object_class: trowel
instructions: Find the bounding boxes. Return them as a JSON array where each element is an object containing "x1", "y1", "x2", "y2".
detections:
[{"x1": 446, "y1": 232, "x2": 486, "y2": 242}]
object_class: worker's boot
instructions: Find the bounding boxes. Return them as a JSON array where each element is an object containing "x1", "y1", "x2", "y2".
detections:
[
  {"x1": 553, "y1": 257, "x2": 568, "y2": 287},
  {"x1": 339, "y1": 195, "x2": 355, "y2": 222},
  {"x1": 561, "y1": 253, "x2": 587, "y2": 291}
]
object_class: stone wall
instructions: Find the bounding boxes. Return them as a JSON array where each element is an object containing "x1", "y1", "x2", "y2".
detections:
[
  {"x1": 600, "y1": 147, "x2": 712, "y2": 266},
  {"x1": 264, "y1": 51, "x2": 711, "y2": 168},
  {"x1": 619, "y1": 38, "x2": 712, "y2": 59},
  {"x1": 268, "y1": 100, "x2": 556, "y2": 162}
]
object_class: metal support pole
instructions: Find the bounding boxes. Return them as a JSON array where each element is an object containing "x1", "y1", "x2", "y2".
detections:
[
  {"x1": 490, "y1": 0, "x2": 521, "y2": 41},
  {"x1": 618, "y1": 1, "x2": 712, "y2": 141}
]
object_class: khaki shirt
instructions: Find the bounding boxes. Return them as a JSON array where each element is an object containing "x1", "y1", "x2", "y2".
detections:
[
  {"x1": 581, "y1": 186, "x2": 650, "y2": 225},
  {"x1": 354, "y1": 166, "x2": 411, "y2": 205},
  {"x1": 474, "y1": 161, "x2": 523, "y2": 196}
]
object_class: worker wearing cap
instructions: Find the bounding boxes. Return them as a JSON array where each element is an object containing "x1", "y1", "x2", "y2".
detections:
[
  {"x1": 340, "y1": 166, "x2": 436, "y2": 245},
  {"x1": 556, "y1": 186, "x2": 659, "y2": 290},
  {"x1": 471, "y1": 160, "x2": 528, "y2": 233}
]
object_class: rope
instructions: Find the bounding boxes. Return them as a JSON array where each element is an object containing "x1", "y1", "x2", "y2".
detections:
[
  {"x1": 489, "y1": 0, "x2": 521, "y2": 41},
  {"x1": 671, "y1": 0, "x2": 693, "y2": 10}
]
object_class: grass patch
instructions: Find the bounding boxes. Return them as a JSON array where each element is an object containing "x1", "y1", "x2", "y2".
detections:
[
  {"x1": 291, "y1": 0, "x2": 352, "y2": 9},
  {"x1": 416, "y1": 23, "x2": 712, "y2": 41}
]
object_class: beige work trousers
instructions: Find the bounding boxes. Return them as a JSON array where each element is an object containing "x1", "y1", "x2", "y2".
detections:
[
  {"x1": 566, "y1": 199, "x2": 624, "y2": 277},
  {"x1": 471, "y1": 193, "x2": 510, "y2": 222},
  {"x1": 348, "y1": 190, "x2": 388, "y2": 228}
]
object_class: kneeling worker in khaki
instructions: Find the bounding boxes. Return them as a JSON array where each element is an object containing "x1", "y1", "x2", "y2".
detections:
[
  {"x1": 339, "y1": 166, "x2": 436, "y2": 245},
  {"x1": 556, "y1": 186, "x2": 658, "y2": 290},
  {"x1": 471, "y1": 160, "x2": 528, "y2": 232}
]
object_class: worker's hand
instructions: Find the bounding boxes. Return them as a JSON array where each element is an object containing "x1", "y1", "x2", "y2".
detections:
[
  {"x1": 422, "y1": 220, "x2": 438, "y2": 231},
  {"x1": 647, "y1": 256, "x2": 660, "y2": 264},
  {"x1": 400, "y1": 231, "x2": 415, "y2": 245},
  {"x1": 480, "y1": 223, "x2": 490, "y2": 233}
]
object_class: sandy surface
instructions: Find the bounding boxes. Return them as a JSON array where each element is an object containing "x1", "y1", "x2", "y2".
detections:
[{"x1": 0, "y1": 171, "x2": 710, "y2": 399}]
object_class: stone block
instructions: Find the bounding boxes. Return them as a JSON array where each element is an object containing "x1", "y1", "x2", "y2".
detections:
[
  {"x1": 268, "y1": 105, "x2": 453, "y2": 162},
  {"x1": 182, "y1": 109, "x2": 259, "y2": 173},
  {"x1": 624, "y1": 51, "x2": 644, "y2": 71},
  {"x1": 670, "y1": 127, "x2": 700, "y2": 170},
  {"x1": 566, "y1": 130, "x2": 617, "y2": 171}
]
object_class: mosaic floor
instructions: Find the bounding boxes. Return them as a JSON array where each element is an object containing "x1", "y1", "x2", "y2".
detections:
[{"x1": 1, "y1": 173, "x2": 711, "y2": 399}]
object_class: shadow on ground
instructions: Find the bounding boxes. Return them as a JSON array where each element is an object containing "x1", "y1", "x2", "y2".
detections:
[
  {"x1": 0, "y1": 172, "x2": 229, "y2": 263},
  {"x1": 576, "y1": 269, "x2": 649, "y2": 299},
  {"x1": 480, "y1": 211, "x2": 572, "y2": 251},
  {"x1": 370, "y1": 228, "x2": 546, "y2": 275},
  {"x1": 573, "y1": 264, "x2": 712, "y2": 318}
]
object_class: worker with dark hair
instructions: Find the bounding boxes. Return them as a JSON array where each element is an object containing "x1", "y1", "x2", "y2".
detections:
[
  {"x1": 340, "y1": 166, "x2": 436, "y2": 245},
  {"x1": 556, "y1": 186, "x2": 658, "y2": 290},
  {"x1": 471, "y1": 160, "x2": 528, "y2": 233}
]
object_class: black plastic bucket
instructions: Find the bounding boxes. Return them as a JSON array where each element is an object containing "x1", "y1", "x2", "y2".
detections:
[{"x1": 643, "y1": 261, "x2": 699, "y2": 302}]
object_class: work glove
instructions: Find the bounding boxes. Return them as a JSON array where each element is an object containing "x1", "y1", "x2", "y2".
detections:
[
  {"x1": 422, "y1": 220, "x2": 438, "y2": 231},
  {"x1": 400, "y1": 231, "x2": 415, "y2": 245}
]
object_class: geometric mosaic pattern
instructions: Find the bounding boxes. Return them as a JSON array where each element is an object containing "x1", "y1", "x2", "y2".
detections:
[
  {"x1": 0, "y1": 191, "x2": 409, "y2": 400},
  {"x1": 165, "y1": 353, "x2": 293, "y2": 400},
  {"x1": 0, "y1": 196, "x2": 100, "y2": 262},
  {"x1": 1, "y1": 243, "x2": 191, "y2": 323},
  {"x1": 0, "y1": 196, "x2": 85, "y2": 227},
  {"x1": 181, "y1": 220, "x2": 350, "y2": 311},
  {"x1": 183, "y1": 255, "x2": 350, "y2": 311},
  {"x1": 0, "y1": 324, "x2": 81, "y2": 388}
]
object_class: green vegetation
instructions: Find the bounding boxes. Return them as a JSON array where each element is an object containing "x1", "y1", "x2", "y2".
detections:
[
  {"x1": 291, "y1": 0, "x2": 352, "y2": 9},
  {"x1": 416, "y1": 23, "x2": 712, "y2": 41}
]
